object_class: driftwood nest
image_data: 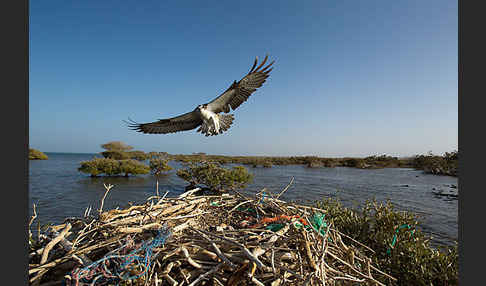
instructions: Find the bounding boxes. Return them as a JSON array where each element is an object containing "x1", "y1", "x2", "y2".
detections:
[{"x1": 29, "y1": 182, "x2": 396, "y2": 286}]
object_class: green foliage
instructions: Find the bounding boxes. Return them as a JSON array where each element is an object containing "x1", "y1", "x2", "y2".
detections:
[
  {"x1": 262, "y1": 161, "x2": 272, "y2": 168},
  {"x1": 118, "y1": 159, "x2": 150, "y2": 176},
  {"x1": 321, "y1": 158, "x2": 338, "y2": 167},
  {"x1": 176, "y1": 161, "x2": 253, "y2": 192},
  {"x1": 166, "y1": 151, "x2": 455, "y2": 175},
  {"x1": 302, "y1": 156, "x2": 320, "y2": 165},
  {"x1": 100, "y1": 141, "x2": 142, "y2": 160},
  {"x1": 249, "y1": 158, "x2": 273, "y2": 168},
  {"x1": 78, "y1": 158, "x2": 116, "y2": 176},
  {"x1": 127, "y1": 150, "x2": 149, "y2": 161},
  {"x1": 100, "y1": 141, "x2": 133, "y2": 152},
  {"x1": 305, "y1": 157, "x2": 323, "y2": 168},
  {"x1": 29, "y1": 148, "x2": 48, "y2": 160},
  {"x1": 315, "y1": 197, "x2": 458, "y2": 285},
  {"x1": 101, "y1": 150, "x2": 130, "y2": 160},
  {"x1": 444, "y1": 150, "x2": 458, "y2": 161},
  {"x1": 78, "y1": 158, "x2": 149, "y2": 177},
  {"x1": 364, "y1": 154, "x2": 404, "y2": 168},
  {"x1": 150, "y1": 157, "x2": 173, "y2": 176},
  {"x1": 100, "y1": 141, "x2": 148, "y2": 161},
  {"x1": 412, "y1": 150, "x2": 458, "y2": 176},
  {"x1": 169, "y1": 154, "x2": 402, "y2": 169},
  {"x1": 343, "y1": 158, "x2": 367, "y2": 168},
  {"x1": 148, "y1": 152, "x2": 160, "y2": 158},
  {"x1": 365, "y1": 154, "x2": 398, "y2": 162}
]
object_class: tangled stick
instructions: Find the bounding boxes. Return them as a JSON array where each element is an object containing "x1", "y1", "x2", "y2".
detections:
[
  {"x1": 99, "y1": 183, "x2": 114, "y2": 215},
  {"x1": 29, "y1": 203, "x2": 37, "y2": 242}
]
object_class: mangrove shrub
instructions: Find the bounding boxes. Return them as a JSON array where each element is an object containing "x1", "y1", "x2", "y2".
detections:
[
  {"x1": 78, "y1": 158, "x2": 150, "y2": 177},
  {"x1": 412, "y1": 150, "x2": 458, "y2": 176},
  {"x1": 127, "y1": 150, "x2": 150, "y2": 161},
  {"x1": 101, "y1": 150, "x2": 131, "y2": 160},
  {"x1": 176, "y1": 161, "x2": 253, "y2": 192},
  {"x1": 29, "y1": 148, "x2": 48, "y2": 160},
  {"x1": 150, "y1": 157, "x2": 173, "y2": 176},
  {"x1": 315, "y1": 197, "x2": 458, "y2": 285},
  {"x1": 100, "y1": 142, "x2": 151, "y2": 161},
  {"x1": 101, "y1": 141, "x2": 134, "y2": 152}
]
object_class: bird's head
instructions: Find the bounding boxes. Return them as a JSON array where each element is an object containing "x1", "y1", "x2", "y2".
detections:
[{"x1": 197, "y1": 104, "x2": 208, "y2": 110}]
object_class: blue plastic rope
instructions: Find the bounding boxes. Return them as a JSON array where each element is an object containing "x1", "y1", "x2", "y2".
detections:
[
  {"x1": 69, "y1": 224, "x2": 171, "y2": 286},
  {"x1": 258, "y1": 192, "x2": 267, "y2": 205}
]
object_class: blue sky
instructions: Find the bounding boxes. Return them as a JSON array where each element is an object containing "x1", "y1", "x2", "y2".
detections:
[{"x1": 29, "y1": 0, "x2": 457, "y2": 157}]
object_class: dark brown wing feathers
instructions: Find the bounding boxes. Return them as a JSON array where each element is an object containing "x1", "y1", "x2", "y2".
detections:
[
  {"x1": 125, "y1": 111, "x2": 202, "y2": 134},
  {"x1": 206, "y1": 55, "x2": 274, "y2": 113},
  {"x1": 248, "y1": 57, "x2": 259, "y2": 74},
  {"x1": 230, "y1": 55, "x2": 274, "y2": 110}
]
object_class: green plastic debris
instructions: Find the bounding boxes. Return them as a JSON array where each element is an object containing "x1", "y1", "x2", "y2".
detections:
[
  {"x1": 210, "y1": 201, "x2": 219, "y2": 206},
  {"x1": 265, "y1": 224, "x2": 285, "y2": 232},
  {"x1": 293, "y1": 213, "x2": 328, "y2": 236},
  {"x1": 386, "y1": 224, "x2": 415, "y2": 255},
  {"x1": 309, "y1": 213, "x2": 327, "y2": 236},
  {"x1": 293, "y1": 221, "x2": 304, "y2": 229}
]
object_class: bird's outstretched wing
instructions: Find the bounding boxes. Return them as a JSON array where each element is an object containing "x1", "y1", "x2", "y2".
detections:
[
  {"x1": 206, "y1": 55, "x2": 274, "y2": 114},
  {"x1": 125, "y1": 110, "x2": 202, "y2": 134}
]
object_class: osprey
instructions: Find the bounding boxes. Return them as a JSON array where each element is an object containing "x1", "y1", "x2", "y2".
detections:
[{"x1": 126, "y1": 55, "x2": 274, "y2": 136}]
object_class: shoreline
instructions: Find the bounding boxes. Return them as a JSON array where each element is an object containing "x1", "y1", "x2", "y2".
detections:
[{"x1": 36, "y1": 151, "x2": 458, "y2": 177}]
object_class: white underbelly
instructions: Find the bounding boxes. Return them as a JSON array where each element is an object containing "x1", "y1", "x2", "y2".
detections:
[
  {"x1": 200, "y1": 109, "x2": 215, "y2": 121},
  {"x1": 200, "y1": 109, "x2": 220, "y2": 132}
]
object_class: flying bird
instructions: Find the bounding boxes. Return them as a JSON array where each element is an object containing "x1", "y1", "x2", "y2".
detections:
[{"x1": 126, "y1": 55, "x2": 274, "y2": 136}]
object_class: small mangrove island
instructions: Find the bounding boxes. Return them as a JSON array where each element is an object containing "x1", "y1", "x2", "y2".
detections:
[
  {"x1": 78, "y1": 141, "x2": 171, "y2": 177},
  {"x1": 29, "y1": 148, "x2": 48, "y2": 160}
]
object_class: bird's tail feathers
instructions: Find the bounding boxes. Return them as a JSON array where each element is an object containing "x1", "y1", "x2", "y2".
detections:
[
  {"x1": 197, "y1": 114, "x2": 234, "y2": 136},
  {"x1": 218, "y1": 113, "x2": 234, "y2": 133}
]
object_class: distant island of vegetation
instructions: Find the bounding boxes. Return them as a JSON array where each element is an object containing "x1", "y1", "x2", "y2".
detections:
[
  {"x1": 29, "y1": 148, "x2": 48, "y2": 160},
  {"x1": 76, "y1": 141, "x2": 457, "y2": 178},
  {"x1": 169, "y1": 151, "x2": 458, "y2": 177}
]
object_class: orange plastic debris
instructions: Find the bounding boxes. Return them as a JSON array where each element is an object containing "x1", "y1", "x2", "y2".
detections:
[
  {"x1": 241, "y1": 215, "x2": 303, "y2": 229},
  {"x1": 299, "y1": 218, "x2": 309, "y2": 226},
  {"x1": 260, "y1": 215, "x2": 300, "y2": 224}
]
